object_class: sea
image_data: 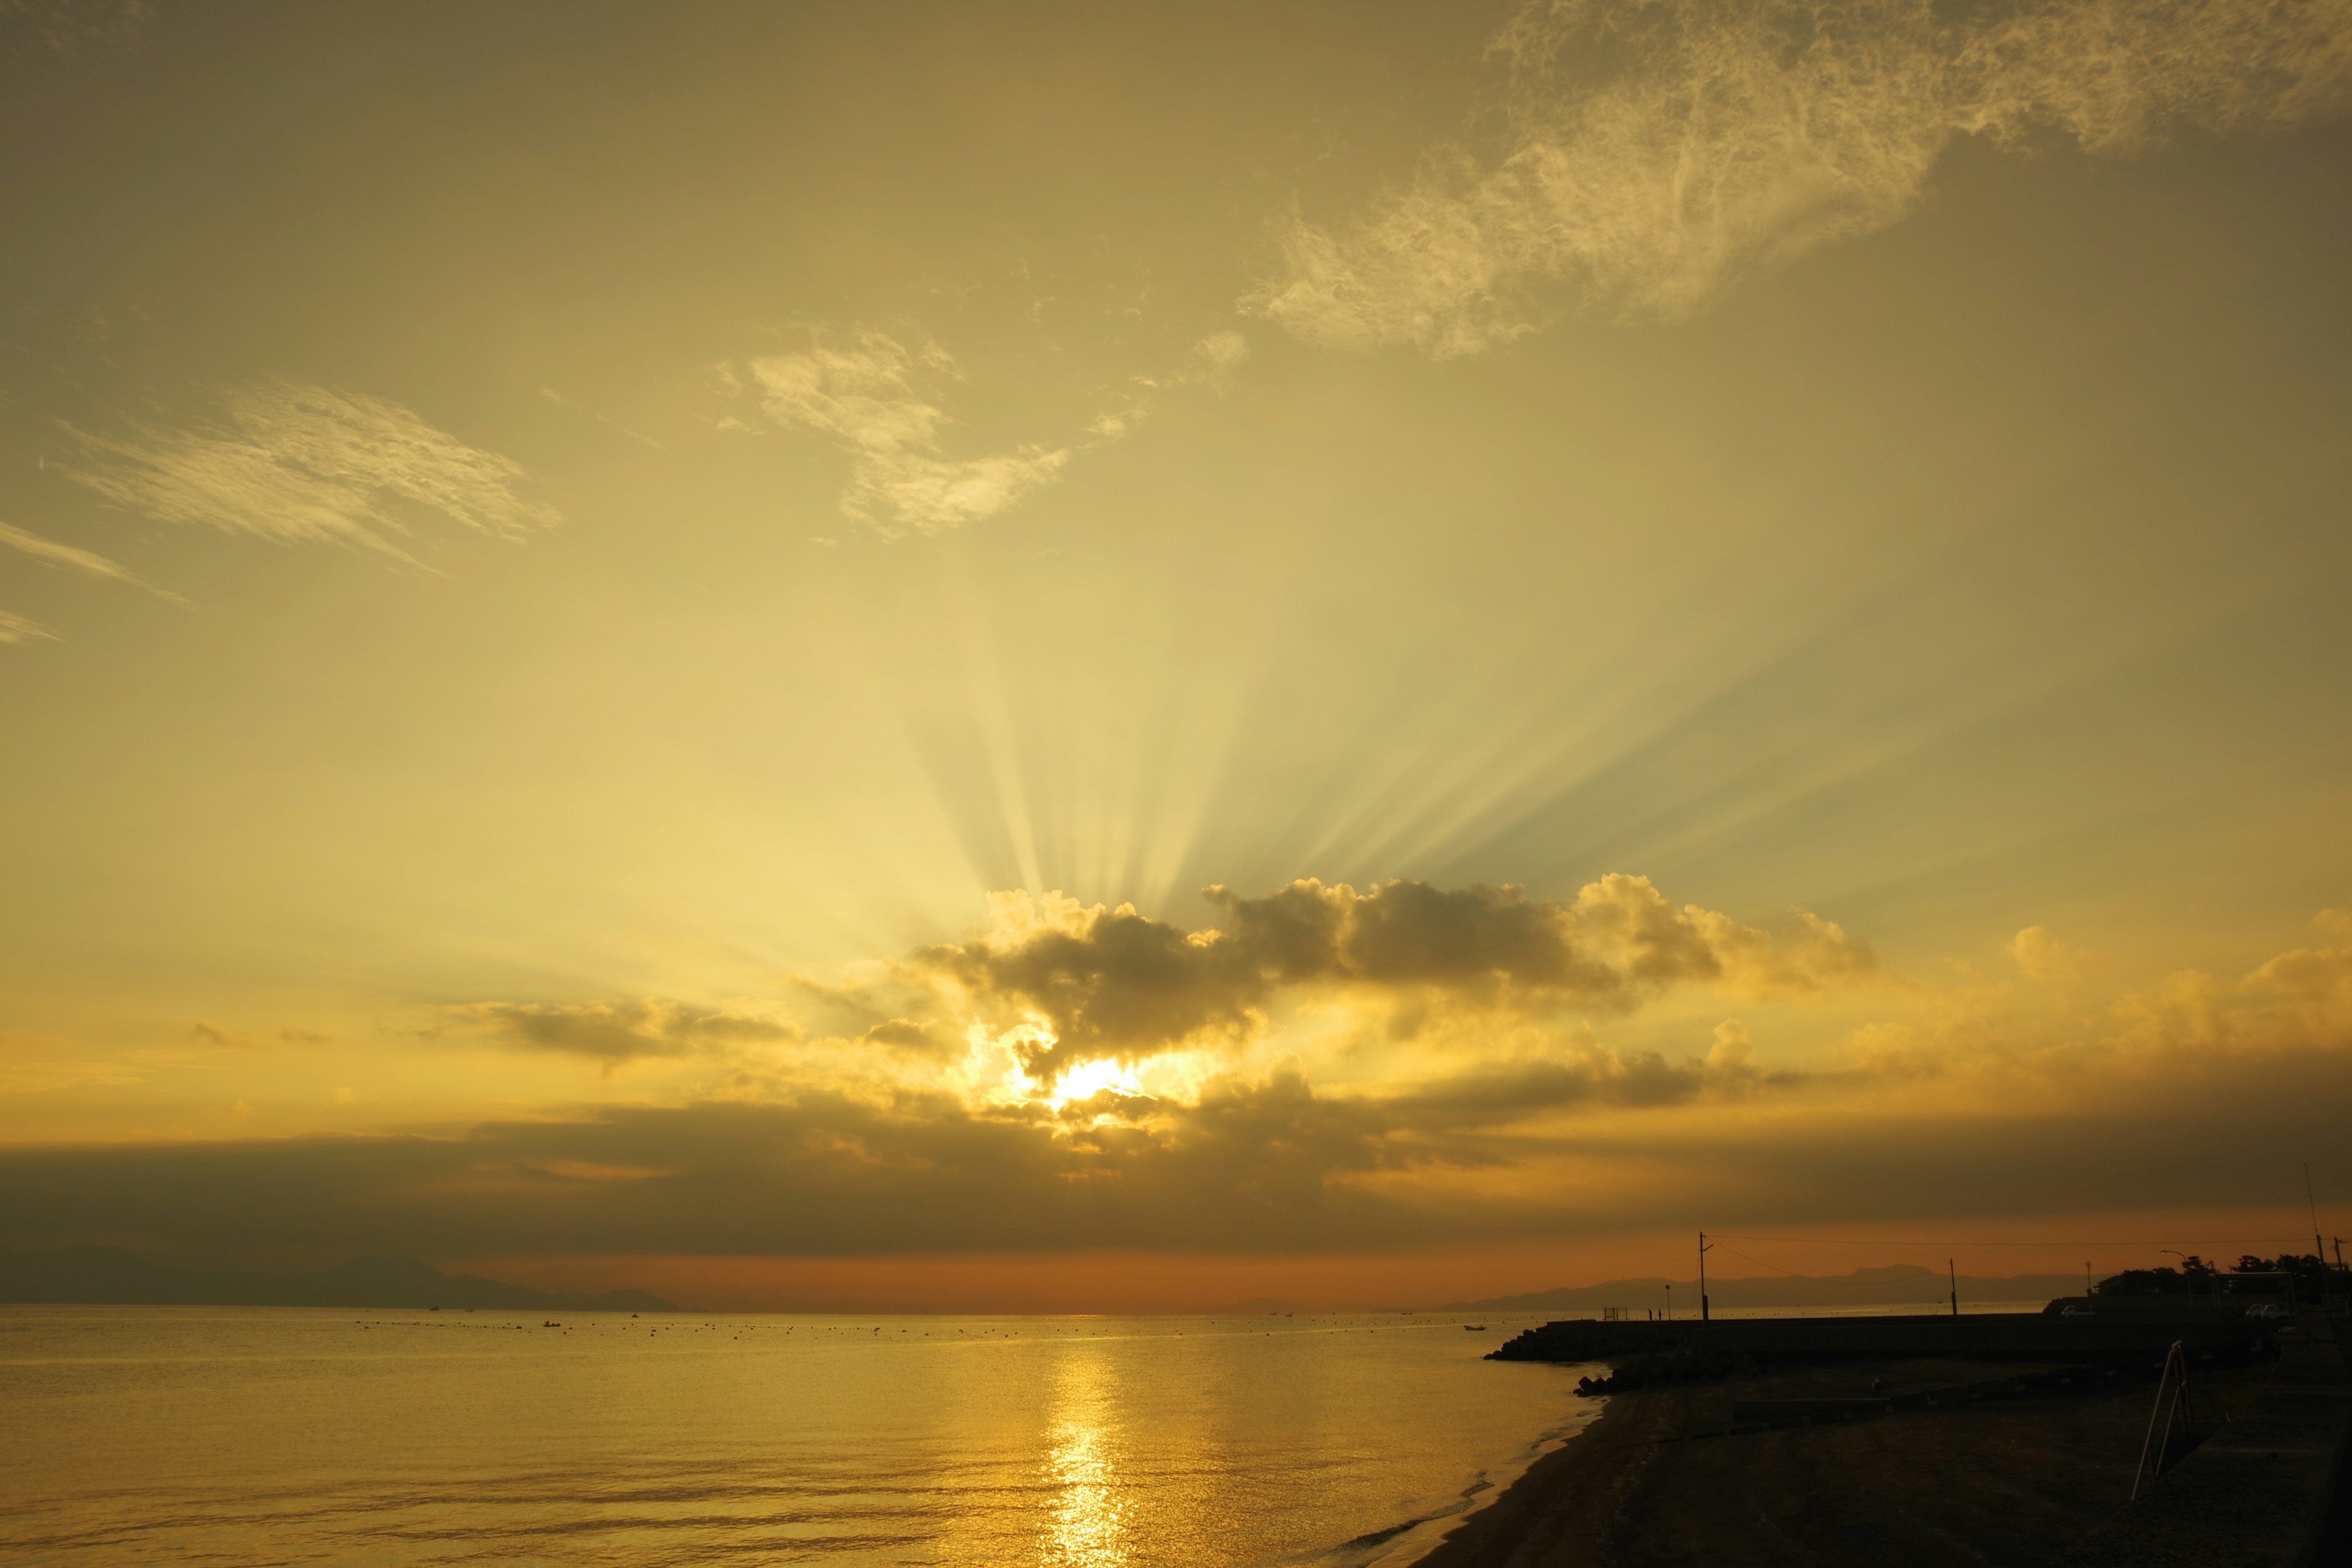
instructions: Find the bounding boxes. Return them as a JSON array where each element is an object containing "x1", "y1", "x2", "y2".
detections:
[{"x1": 0, "y1": 1305, "x2": 1599, "y2": 1567}]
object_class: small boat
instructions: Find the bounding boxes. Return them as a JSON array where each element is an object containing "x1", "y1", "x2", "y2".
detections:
[{"x1": 1464, "y1": 1324, "x2": 1487, "y2": 1331}]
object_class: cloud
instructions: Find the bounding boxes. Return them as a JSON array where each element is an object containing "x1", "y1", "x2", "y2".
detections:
[
  {"x1": 734, "y1": 331, "x2": 1073, "y2": 537},
  {"x1": 1840, "y1": 907, "x2": 2352, "y2": 1095},
  {"x1": 2241, "y1": 910, "x2": 2352, "y2": 1017},
  {"x1": 442, "y1": 999, "x2": 801, "y2": 1066},
  {"x1": 0, "y1": 1058, "x2": 144, "y2": 1093},
  {"x1": 904, "y1": 875, "x2": 1871, "y2": 1084},
  {"x1": 1705, "y1": 1017, "x2": 1764, "y2": 1093},
  {"x1": 0, "y1": 609, "x2": 56, "y2": 646},
  {"x1": 7, "y1": 911, "x2": 2352, "y2": 1267},
  {"x1": 1253, "y1": 0, "x2": 2352, "y2": 352},
  {"x1": 1565, "y1": 873, "x2": 1876, "y2": 994},
  {"x1": 1189, "y1": 330, "x2": 1251, "y2": 389},
  {"x1": 537, "y1": 386, "x2": 668, "y2": 452},
  {"x1": 62, "y1": 381, "x2": 559, "y2": 562},
  {"x1": 858, "y1": 1018, "x2": 960, "y2": 1055},
  {"x1": 2, "y1": 1024, "x2": 2345, "y2": 1263},
  {"x1": 0, "y1": 519, "x2": 180, "y2": 601},
  {"x1": 2008, "y1": 924, "x2": 2082, "y2": 982},
  {"x1": 0, "y1": 1055, "x2": 1753, "y2": 1261}
]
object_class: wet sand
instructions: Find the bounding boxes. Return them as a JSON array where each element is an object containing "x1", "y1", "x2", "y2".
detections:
[{"x1": 1414, "y1": 1355, "x2": 2285, "y2": 1567}]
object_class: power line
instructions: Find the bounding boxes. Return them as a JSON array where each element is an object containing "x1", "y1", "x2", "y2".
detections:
[{"x1": 1710, "y1": 1242, "x2": 1809, "y2": 1278}]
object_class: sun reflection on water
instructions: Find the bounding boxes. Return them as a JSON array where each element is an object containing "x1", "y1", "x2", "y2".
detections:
[{"x1": 1041, "y1": 1348, "x2": 1128, "y2": 1567}]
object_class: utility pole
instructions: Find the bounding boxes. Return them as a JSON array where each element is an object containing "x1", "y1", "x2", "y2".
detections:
[
  {"x1": 1665, "y1": 1283, "x2": 1672, "y2": 1321},
  {"x1": 2309, "y1": 1164, "x2": 2326, "y2": 1263},
  {"x1": 2163, "y1": 1249, "x2": 2207, "y2": 1316},
  {"x1": 1949, "y1": 1258, "x2": 1959, "y2": 1318},
  {"x1": 2085, "y1": 1261, "x2": 2094, "y2": 1297},
  {"x1": 1698, "y1": 1231, "x2": 1713, "y2": 1325}
]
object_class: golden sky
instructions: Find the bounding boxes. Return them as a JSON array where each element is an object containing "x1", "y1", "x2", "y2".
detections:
[{"x1": 3, "y1": 0, "x2": 2350, "y2": 1309}]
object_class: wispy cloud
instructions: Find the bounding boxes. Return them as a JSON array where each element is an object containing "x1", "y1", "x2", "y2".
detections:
[
  {"x1": 0, "y1": 1058, "x2": 145, "y2": 1093},
  {"x1": 731, "y1": 331, "x2": 1074, "y2": 537},
  {"x1": 538, "y1": 386, "x2": 668, "y2": 452},
  {"x1": 1254, "y1": 0, "x2": 2352, "y2": 353},
  {"x1": 0, "y1": 519, "x2": 181, "y2": 601},
  {"x1": 0, "y1": 608, "x2": 56, "y2": 645},
  {"x1": 63, "y1": 381, "x2": 560, "y2": 562}
]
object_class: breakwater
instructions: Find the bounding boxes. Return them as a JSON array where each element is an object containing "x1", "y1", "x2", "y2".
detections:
[{"x1": 1487, "y1": 1310, "x2": 2270, "y2": 1367}]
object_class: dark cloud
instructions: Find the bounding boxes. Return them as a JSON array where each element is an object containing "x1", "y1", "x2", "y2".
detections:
[
  {"x1": 12, "y1": 1031, "x2": 2338, "y2": 1267},
  {"x1": 0, "y1": 1044, "x2": 1754, "y2": 1262},
  {"x1": 442, "y1": 1000, "x2": 798, "y2": 1064},
  {"x1": 0, "y1": 1088, "x2": 1449, "y2": 1261},
  {"x1": 910, "y1": 875, "x2": 1872, "y2": 1082},
  {"x1": 858, "y1": 1018, "x2": 959, "y2": 1055},
  {"x1": 1609, "y1": 1042, "x2": 2352, "y2": 1234}
]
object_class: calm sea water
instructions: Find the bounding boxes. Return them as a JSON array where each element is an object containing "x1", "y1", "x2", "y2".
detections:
[{"x1": 0, "y1": 1306, "x2": 1596, "y2": 1567}]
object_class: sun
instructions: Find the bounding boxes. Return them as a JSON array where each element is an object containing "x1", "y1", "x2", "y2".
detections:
[{"x1": 1042, "y1": 1057, "x2": 1144, "y2": 1110}]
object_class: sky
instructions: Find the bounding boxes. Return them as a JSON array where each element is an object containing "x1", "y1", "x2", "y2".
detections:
[{"x1": 3, "y1": 0, "x2": 2350, "y2": 1312}]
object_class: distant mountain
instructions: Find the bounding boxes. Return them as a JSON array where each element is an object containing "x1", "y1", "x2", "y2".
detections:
[
  {"x1": 0, "y1": 1246, "x2": 682, "y2": 1313},
  {"x1": 1438, "y1": 1264, "x2": 2087, "y2": 1314}
]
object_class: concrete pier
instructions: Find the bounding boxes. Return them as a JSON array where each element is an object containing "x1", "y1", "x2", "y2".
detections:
[{"x1": 1487, "y1": 1309, "x2": 2273, "y2": 1367}]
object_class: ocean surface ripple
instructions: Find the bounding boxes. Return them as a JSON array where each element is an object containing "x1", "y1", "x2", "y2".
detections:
[{"x1": 0, "y1": 1306, "x2": 1592, "y2": 1567}]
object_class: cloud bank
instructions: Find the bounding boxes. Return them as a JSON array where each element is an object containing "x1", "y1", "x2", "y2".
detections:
[
  {"x1": 64, "y1": 381, "x2": 559, "y2": 561},
  {"x1": 1254, "y1": 0, "x2": 2352, "y2": 352},
  {"x1": 7, "y1": 902, "x2": 2351, "y2": 1268},
  {"x1": 3, "y1": 1025, "x2": 2344, "y2": 1263}
]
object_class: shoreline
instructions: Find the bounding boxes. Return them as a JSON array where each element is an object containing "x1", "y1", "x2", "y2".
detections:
[
  {"x1": 1399, "y1": 1382, "x2": 1672, "y2": 1568},
  {"x1": 1366, "y1": 1384, "x2": 1614, "y2": 1568},
  {"x1": 1395, "y1": 1344, "x2": 2329, "y2": 1567}
]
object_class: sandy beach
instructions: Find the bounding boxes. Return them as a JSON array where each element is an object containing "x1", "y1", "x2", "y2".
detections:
[{"x1": 1413, "y1": 1354, "x2": 2290, "y2": 1567}]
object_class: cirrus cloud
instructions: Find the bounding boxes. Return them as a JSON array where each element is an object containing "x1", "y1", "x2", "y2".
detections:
[
  {"x1": 62, "y1": 380, "x2": 559, "y2": 562},
  {"x1": 1254, "y1": 0, "x2": 2352, "y2": 353},
  {"x1": 731, "y1": 331, "x2": 1074, "y2": 537}
]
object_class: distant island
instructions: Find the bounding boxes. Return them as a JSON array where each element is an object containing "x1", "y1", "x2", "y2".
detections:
[
  {"x1": 0, "y1": 1245, "x2": 682, "y2": 1313},
  {"x1": 1428, "y1": 1263, "x2": 2091, "y2": 1314}
]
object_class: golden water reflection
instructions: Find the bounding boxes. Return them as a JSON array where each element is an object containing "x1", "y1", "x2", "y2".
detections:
[{"x1": 1041, "y1": 1347, "x2": 1129, "y2": 1567}]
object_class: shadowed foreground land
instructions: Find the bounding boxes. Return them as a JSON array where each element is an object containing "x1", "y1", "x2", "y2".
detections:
[{"x1": 1419, "y1": 1321, "x2": 2348, "y2": 1568}]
